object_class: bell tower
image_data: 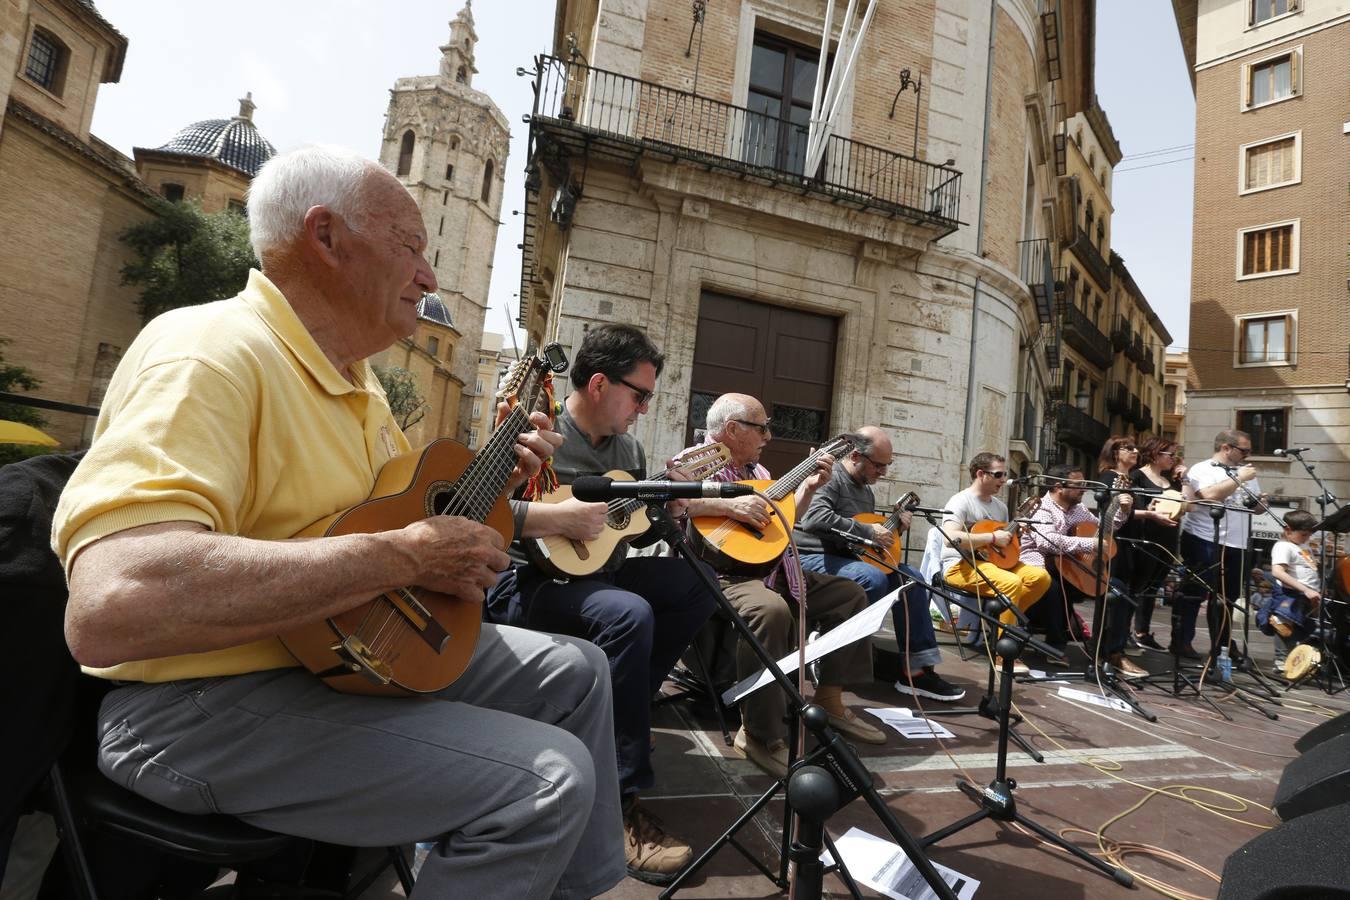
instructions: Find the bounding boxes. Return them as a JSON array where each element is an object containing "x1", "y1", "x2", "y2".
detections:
[{"x1": 439, "y1": 1, "x2": 477, "y2": 87}]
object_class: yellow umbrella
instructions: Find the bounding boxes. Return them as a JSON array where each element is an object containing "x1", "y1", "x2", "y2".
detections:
[{"x1": 0, "y1": 420, "x2": 59, "y2": 446}]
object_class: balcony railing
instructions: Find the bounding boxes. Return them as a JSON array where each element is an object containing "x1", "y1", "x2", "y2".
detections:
[
  {"x1": 1129, "y1": 393, "x2": 1142, "y2": 424},
  {"x1": 1139, "y1": 352, "x2": 1156, "y2": 375},
  {"x1": 528, "y1": 55, "x2": 962, "y2": 233},
  {"x1": 1068, "y1": 227, "x2": 1112, "y2": 289},
  {"x1": 1107, "y1": 381, "x2": 1128, "y2": 414},
  {"x1": 1054, "y1": 401, "x2": 1111, "y2": 454},
  {"x1": 1111, "y1": 315, "x2": 1131, "y2": 352},
  {"x1": 1127, "y1": 333, "x2": 1146, "y2": 363},
  {"x1": 1060, "y1": 301, "x2": 1113, "y2": 369},
  {"x1": 1018, "y1": 238, "x2": 1056, "y2": 324},
  {"x1": 1141, "y1": 403, "x2": 1154, "y2": 434}
]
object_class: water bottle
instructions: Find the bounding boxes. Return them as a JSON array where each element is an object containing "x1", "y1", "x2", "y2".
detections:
[{"x1": 1217, "y1": 647, "x2": 1232, "y2": 682}]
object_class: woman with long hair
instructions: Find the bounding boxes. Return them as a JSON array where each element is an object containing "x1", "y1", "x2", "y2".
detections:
[
  {"x1": 1093, "y1": 435, "x2": 1146, "y2": 676},
  {"x1": 1129, "y1": 437, "x2": 1189, "y2": 652}
]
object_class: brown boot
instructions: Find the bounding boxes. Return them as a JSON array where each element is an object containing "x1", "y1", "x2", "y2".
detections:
[{"x1": 623, "y1": 797, "x2": 692, "y2": 885}]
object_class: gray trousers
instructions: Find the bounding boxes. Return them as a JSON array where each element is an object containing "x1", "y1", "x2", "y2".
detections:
[{"x1": 96, "y1": 625, "x2": 624, "y2": 900}]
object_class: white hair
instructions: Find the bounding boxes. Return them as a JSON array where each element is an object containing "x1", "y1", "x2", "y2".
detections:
[
  {"x1": 246, "y1": 145, "x2": 388, "y2": 259},
  {"x1": 705, "y1": 394, "x2": 753, "y2": 436}
]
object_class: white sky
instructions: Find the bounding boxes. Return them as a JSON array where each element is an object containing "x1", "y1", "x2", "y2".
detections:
[{"x1": 88, "y1": 0, "x2": 1194, "y2": 350}]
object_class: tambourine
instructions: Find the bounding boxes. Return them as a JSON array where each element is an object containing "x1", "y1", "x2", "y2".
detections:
[{"x1": 1284, "y1": 644, "x2": 1322, "y2": 682}]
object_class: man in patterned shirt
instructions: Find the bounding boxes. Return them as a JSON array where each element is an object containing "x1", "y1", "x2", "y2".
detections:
[
  {"x1": 1020, "y1": 464, "x2": 1138, "y2": 676},
  {"x1": 682, "y1": 393, "x2": 883, "y2": 778}
]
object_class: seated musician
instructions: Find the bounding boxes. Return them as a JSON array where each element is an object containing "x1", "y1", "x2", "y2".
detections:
[
  {"x1": 51, "y1": 147, "x2": 624, "y2": 899},
  {"x1": 793, "y1": 425, "x2": 964, "y2": 702},
  {"x1": 939, "y1": 452, "x2": 1052, "y2": 674},
  {"x1": 682, "y1": 394, "x2": 884, "y2": 778},
  {"x1": 486, "y1": 324, "x2": 715, "y2": 885},
  {"x1": 1019, "y1": 465, "x2": 1141, "y2": 677},
  {"x1": 1265, "y1": 510, "x2": 1323, "y2": 678}
]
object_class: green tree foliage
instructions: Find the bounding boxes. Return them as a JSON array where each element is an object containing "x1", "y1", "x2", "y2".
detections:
[
  {"x1": 373, "y1": 365, "x2": 428, "y2": 431},
  {"x1": 120, "y1": 199, "x2": 258, "y2": 322},
  {"x1": 0, "y1": 338, "x2": 50, "y2": 466}
]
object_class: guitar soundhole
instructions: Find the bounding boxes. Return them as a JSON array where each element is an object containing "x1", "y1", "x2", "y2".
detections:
[
  {"x1": 427, "y1": 481, "x2": 457, "y2": 517},
  {"x1": 611, "y1": 510, "x2": 631, "y2": 529}
]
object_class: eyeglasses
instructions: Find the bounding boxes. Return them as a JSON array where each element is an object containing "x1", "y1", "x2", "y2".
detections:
[
  {"x1": 984, "y1": 471, "x2": 1008, "y2": 479},
  {"x1": 732, "y1": 419, "x2": 772, "y2": 436},
  {"x1": 1229, "y1": 445, "x2": 1252, "y2": 457},
  {"x1": 613, "y1": 376, "x2": 653, "y2": 407},
  {"x1": 861, "y1": 454, "x2": 890, "y2": 469}
]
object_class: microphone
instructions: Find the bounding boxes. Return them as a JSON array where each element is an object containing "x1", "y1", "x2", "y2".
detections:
[
  {"x1": 829, "y1": 527, "x2": 883, "y2": 550},
  {"x1": 1273, "y1": 447, "x2": 1309, "y2": 457},
  {"x1": 571, "y1": 476, "x2": 754, "y2": 502},
  {"x1": 910, "y1": 505, "x2": 954, "y2": 515},
  {"x1": 1007, "y1": 475, "x2": 1040, "y2": 486}
]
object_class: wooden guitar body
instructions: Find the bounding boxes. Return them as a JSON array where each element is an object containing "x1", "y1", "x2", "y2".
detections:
[
  {"x1": 692, "y1": 481, "x2": 797, "y2": 572},
  {"x1": 280, "y1": 439, "x2": 509, "y2": 696},
  {"x1": 530, "y1": 470, "x2": 649, "y2": 578},
  {"x1": 1055, "y1": 521, "x2": 1118, "y2": 597},
  {"x1": 852, "y1": 511, "x2": 901, "y2": 572},
  {"x1": 970, "y1": 520, "x2": 1021, "y2": 569}
]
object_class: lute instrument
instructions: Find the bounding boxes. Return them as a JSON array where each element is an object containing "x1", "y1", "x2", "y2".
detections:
[
  {"x1": 852, "y1": 491, "x2": 919, "y2": 573},
  {"x1": 692, "y1": 433, "x2": 859, "y2": 572},
  {"x1": 526, "y1": 442, "x2": 732, "y2": 578},
  {"x1": 1056, "y1": 473, "x2": 1131, "y2": 597},
  {"x1": 278, "y1": 343, "x2": 568, "y2": 696}
]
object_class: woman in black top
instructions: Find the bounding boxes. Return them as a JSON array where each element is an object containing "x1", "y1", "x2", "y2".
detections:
[
  {"x1": 1095, "y1": 435, "x2": 1146, "y2": 676},
  {"x1": 1127, "y1": 437, "x2": 1187, "y2": 650}
]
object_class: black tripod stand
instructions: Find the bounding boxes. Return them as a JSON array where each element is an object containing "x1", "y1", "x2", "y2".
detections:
[
  {"x1": 641, "y1": 503, "x2": 958, "y2": 900},
  {"x1": 919, "y1": 602, "x2": 1133, "y2": 888}
]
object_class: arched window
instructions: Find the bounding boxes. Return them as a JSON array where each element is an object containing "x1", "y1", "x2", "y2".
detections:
[
  {"x1": 396, "y1": 130, "x2": 415, "y2": 177},
  {"x1": 1084, "y1": 199, "x2": 1095, "y2": 234},
  {"x1": 24, "y1": 27, "x2": 69, "y2": 96},
  {"x1": 456, "y1": 65, "x2": 467, "y2": 84},
  {"x1": 1096, "y1": 219, "x2": 1106, "y2": 250},
  {"x1": 161, "y1": 182, "x2": 185, "y2": 203},
  {"x1": 480, "y1": 159, "x2": 494, "y2": 203}
]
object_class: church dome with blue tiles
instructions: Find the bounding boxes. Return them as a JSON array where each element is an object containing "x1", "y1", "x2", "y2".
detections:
[{"x1": 151, "y1": 93, "x2": 276, "y2": 177}]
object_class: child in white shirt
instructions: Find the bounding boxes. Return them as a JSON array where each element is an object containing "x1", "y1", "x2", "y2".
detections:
[{"x1": 1268, "y1": 510, "x2": 1322, "y2": 676}]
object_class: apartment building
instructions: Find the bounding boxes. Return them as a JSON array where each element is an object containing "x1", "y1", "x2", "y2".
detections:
[
  {"x1": 1163, "y1": 350, "x2": 1191, "y2": 444},
  {"x1": 518, "y1": 0, "x2": 1099, "y2": 502},
  {"x1": 1174, "y1": 0, "x2": 1349, "y2": 514}
]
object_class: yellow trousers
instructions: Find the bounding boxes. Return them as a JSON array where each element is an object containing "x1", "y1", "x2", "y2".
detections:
[{"x1": 944, "y1": 560, "x2": 1052, "y2": 628}]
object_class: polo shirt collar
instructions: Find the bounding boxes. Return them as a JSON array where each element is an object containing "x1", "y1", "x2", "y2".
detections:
[{"x1": 239, "y1": 269, "x2": 374, "y2": 396}]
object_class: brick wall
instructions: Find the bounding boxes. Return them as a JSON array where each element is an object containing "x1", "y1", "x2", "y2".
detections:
[
  {"x1": 1189, "y1": 24, "x2": 1350, "y2": 392},
  {"x1": 980, "y1": 8, "x2": 1036, "y2": 273}
]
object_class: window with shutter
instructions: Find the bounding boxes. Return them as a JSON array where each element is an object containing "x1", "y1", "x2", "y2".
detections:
[
  {"x1": 1241, "y1": 133, "x2": 1300, "y2": 193},
  {"x1": 1238, "y1": 221, "x2": 1299, "y2": 278}
]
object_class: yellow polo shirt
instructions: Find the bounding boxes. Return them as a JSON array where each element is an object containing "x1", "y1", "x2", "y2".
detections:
[{"x1": 52, "y1": 269, "x2": 411, "y2": 682}]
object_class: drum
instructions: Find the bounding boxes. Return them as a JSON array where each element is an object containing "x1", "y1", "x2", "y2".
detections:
[{"x1": 1285, "y1": 644, "x2": 1322, "y2": 682}]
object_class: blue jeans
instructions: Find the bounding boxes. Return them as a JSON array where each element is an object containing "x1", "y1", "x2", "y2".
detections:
[
  {"x1": 1178, "y1": 531, "x2": 1246, "y2": 655},
  {"x1": 799, "y1": 553, "x2": 941, "y2": 672},
  {"x1": 486, "y1": 556, "x2": 716, "y2": 797}
]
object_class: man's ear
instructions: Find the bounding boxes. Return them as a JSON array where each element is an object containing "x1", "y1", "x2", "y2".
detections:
[
  {"x1": 586, "y1": 371, "x2": 607, "y2": 399},
  {"x1": 302, "y1": 206, "x2": 342, "y2": 268}
]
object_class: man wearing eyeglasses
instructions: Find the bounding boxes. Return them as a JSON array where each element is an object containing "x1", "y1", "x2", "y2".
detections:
[
  {"x1": 486, "y1": 324, "x2": 717, "y2": 885},
  {"x1": 939, "y1": 452, "x2": 1052, "y2": 674},
  {"x1": 1178, "y1": 429, "x2": 1263, "y2": 660},
  {"x1": 793, "y1": 426, "x2": 965, "y2": 702}
]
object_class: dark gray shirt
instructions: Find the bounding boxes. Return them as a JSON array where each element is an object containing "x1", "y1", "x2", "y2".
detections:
[
  {"x1": 793, "y1": 461, "x2": 877, "y2": 556},
  {"x1": 508, "y1": 403, "x2": 647, "y2": 573}
]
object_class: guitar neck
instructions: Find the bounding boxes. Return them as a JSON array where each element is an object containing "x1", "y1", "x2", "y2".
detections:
[
  {"x1": 449, "y1": 405, "x2": 532, "y2": 522},
  {"x1": 765, "y1": 446, "x2": 835, "y2": 501}
]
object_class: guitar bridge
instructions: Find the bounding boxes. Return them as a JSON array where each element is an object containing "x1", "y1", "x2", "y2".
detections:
[{"x1": 329, "y1": 635, "x2": 395, "y2": 685}]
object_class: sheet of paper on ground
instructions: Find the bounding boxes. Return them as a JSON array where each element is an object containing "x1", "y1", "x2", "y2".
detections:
[{"x1": 822, "y1": 827, "x2": 979, "y2": 900}]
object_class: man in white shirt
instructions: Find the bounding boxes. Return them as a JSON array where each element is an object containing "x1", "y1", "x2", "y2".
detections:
[{"x1": 1178, "y1": 429, "x2": 1264, "y2": 659}]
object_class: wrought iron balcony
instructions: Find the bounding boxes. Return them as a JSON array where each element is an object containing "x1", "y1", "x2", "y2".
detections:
[
  {"x1": 1126, "y1": 333, "x2": 1146, "y2": 363},
  {"x1": 1141, "y1": 404, "x2": 1154, "y2": 434},
  {"x1": 1054, "y1": 401, "x2": 1110, "y2": 454},
  {"x1": 1111, "y1": 315, "x2": 1131, "y2": 352},
  {"x1": 1068, "y1": 227, "x2": 1112, "y2": 289},
  {"x1": 1128, "y1": 393, "x2": 1142, "y2": 424},
  {"x1": 1107, "y1": 381, "x2": 1128, "y2": 414},
  {"x1": 526, "y1": 55, "x2": 962, "y2": 234},
  {"x1": 1018, "y1": 238, "x2": 1056, "y2": 324},
  {"x1": 1139, "y1": 352, "x2": 1156, "y2": 375},
  {"x1": 1060, "y1": 301, "x2": 1112, "y2": 370}
]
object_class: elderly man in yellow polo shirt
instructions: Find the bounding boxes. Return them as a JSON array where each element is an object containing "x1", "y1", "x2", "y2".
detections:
[{"x1": 52, "y1": 146, "x2": 624, "y2": 899}]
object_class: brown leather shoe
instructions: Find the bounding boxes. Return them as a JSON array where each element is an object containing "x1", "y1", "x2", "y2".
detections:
[
  {"x1": 623, "y1": 797, "x2": 692, "y2": 885},
  {"x1": 733, "y1": 726, "x2": 790, "y2": 778},
  {"x1": 824, "y1": 708, "x2": 887, "y2": 745}
]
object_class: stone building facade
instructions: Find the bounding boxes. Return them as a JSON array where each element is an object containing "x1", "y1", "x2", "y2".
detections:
[
  {"x1": 1174, "y1": 0, "x2": 1349, "y2": 514},
  {"x1": 0, "y1": 0, "x2": 155, "y2": 448},
  {"x1": 1163, "y1": 349, "x2": 1191, "y2": 445},
  {"x1": 377, "y1": 1, "x2": 509, "y2": 446},
  {"x1": 519, "y1": 0, "x2": 1101, "y2": 511}
]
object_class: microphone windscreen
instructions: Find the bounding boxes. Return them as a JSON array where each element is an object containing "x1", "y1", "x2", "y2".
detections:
[{"x1": 571, "y1": 475, "x2": 614, "y2": 502}]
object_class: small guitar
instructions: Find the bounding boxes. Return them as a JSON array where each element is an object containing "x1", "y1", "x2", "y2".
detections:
[
  {"x1": 692, "y1": 433, "x2": 859, "y2": 572},
  {"x1": 1056, "y1": 473, "x2": 1131, "y2": 596},
  {"x1": 526, "y1": 442, "x2": 732, "y2": 578},
  {"x1": 851, "y1": 491, "x2": 918, "y2": 573},
  {"x1": 278, "y1": 343, "x2": 569, "y2": 696}
]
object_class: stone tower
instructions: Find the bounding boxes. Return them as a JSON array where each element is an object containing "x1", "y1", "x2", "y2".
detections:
[{"x1": 379, "y1": 0, "x2": 509, "y2": 445}]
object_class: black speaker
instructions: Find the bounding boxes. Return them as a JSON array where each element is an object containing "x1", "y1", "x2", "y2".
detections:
[
  {"x1": 1219, "y1": 803, "x2": 1350, "y2": 899},
  {"x1": 1295, "y1": 710, "x2": 1350, "y2": 754},
  {"x1": 1274, "y1": 731, "x2": 1350, "y2": 821}
]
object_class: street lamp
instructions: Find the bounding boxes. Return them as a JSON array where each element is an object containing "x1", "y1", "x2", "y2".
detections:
[{"x1": 888, "y1": 68, "x2": 923, "y2": 158}]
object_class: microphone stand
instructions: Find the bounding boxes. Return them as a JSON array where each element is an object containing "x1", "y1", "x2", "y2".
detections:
[
  {"x1": 842, "y1": 521, "x2": 1047, "y2": 763},
  {"x1": 641, "y1": 503, "x2": 957, "y2": 900}
]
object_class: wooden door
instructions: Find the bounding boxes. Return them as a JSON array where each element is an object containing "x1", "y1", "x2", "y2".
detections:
[{"x1": 686, "y1": 291, "x2": 839, "y2": 477}]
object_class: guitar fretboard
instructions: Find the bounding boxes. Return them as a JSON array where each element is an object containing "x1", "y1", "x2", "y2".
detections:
[
  {"x1": 765, "y1": 438, "x2": 850, "y2": 501},
  {"x1": 445, "y1": 390, "x2": 536, "y2": 522}
]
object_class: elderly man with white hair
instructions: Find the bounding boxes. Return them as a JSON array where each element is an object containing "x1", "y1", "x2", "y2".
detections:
[
  {"x1": 52, "y1": 146, "x2": 624, "y2": 899},
  {"x1": 681, "y1": 393, "x2": 884, "y2": 779}
]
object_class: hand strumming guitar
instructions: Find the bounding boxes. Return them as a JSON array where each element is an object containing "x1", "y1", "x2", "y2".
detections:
[
  {"x1": 723, "y1": 495, "x2": 773, "y2": 531},
  {"x1": 991, "y1": 529, "x2": 1014, "y2": 549},
  {"x1": 551, "y1": 497, "x2": 609, "y2": 541},
  {"x1": 400, "y1": 517, "x2": 511, "y2": 604}
]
